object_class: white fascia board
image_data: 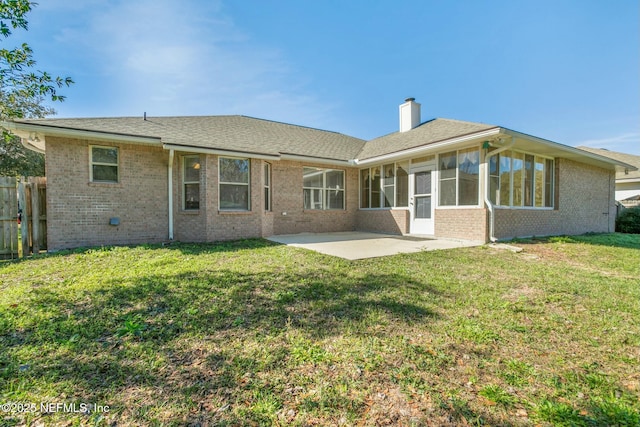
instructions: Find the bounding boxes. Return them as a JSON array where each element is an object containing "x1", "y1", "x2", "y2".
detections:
[
  {"x1": 501, "y1": 128, "x2": 638, "y2": 172},
  {"x1": 354, "y1": 128, "x2": 502, "y2": 166},
  {"x1": 162, "y1": 143, "x2": 281, "y2": 160},
  {"x1": 280, "y1": 153, "x2": 353, "y2": 167},
  {"x1": 617, "y1": 177, "x2": 640, "y2": 183},
  {"x1": 1, "y1": 121, "x2": 162, "y2": 147}
]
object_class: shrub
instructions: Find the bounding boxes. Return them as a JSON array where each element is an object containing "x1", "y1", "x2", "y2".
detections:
[{"x1": 616, "y1": 207, "x2": 640, "y2": 234}]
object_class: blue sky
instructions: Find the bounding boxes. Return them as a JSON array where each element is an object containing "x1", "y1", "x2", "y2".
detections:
[{"x1": 15, "y1": 0, "x2": 640, "y2": 154}]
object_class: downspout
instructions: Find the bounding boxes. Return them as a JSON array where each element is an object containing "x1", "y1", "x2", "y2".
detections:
[
  {"x1": 484, "y1": 136, "x2": 515, "y2": 242},
  {"x1": 168, "y1": 149, "x2": 174, "y2": 241}
]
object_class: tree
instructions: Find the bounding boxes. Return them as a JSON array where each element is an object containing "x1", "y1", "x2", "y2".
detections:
[{"x1": 0, "y1": 0, "x2": 73, "y2": 176}]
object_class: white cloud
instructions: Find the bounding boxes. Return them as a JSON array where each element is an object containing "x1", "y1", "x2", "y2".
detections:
[{"x1": 42, "y1": 0, "x2": 338, "y2": 128}]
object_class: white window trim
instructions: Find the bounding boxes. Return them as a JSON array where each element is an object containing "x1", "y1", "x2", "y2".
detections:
[
  {"x1": 495, "y1": 150, "x2": 555, "y2": 209},
  {"x1": 359, "y1": 161, "x2": 411, "y2": 209},
  {"x1": 182, "y1": 155, "x2": 200, "y2": 210},
  {"x1": 89, "y1": 145, "x2": 119, "y2": 183},
  {"x1": 264, "y1": 162, "x2": 271, "y2": 212},
  {"x1": 437, "y1": 148, "x2": 482, "y2": 208},
  {"x1": 219, "y1": 157, "x2": 251, "y2": 211},
  {"x1": 303, "y1": 167, "x2": 345, "y2": 210}
]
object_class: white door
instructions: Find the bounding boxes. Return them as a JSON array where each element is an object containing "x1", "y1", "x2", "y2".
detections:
[{"x1": 410, "y1": 166, "x2": 434, "y2": 235}]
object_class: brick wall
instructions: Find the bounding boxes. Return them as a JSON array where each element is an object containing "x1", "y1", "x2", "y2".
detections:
[
  {"x1": 434, "y1": 208, "x2": 488, "y2": 242},
  {"x1": 45, "y1": 137, "x2": 169, "y2": 250},
  {"x1": 355, "y1": 209, "x2": 409, "y2": 234},
  {"x1": 494, "y1": 158, "x2": 615, "y2": 239},
  {"x1": 270, "y1": 160, "x2": 358, "y2": 235},
  {"x1": 173, "y1": 153, "x2": 207, "y2": 242}
]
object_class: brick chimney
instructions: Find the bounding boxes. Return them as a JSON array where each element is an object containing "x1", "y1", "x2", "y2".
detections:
[{"x1": 399, "y1": 97, "x2": 421, "y2": 132}]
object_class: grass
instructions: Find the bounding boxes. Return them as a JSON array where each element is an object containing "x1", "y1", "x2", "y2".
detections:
[{"x1": 0, "y1": 234, "x2": 638, "y2": 426}]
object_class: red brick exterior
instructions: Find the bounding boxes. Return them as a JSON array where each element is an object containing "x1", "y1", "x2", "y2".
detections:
[
  {"x1": 493, "y1": 158, "x2": 616, "y2": 239},
  {"x1": 355, "y1": 209, "x2": 409, "y2": 234},
  {"x1": 45, "y1": 137, "x2": 617, "y2": 250},
  {"x1": 46, "y1": 138, "x2": 359, "y2": 250},
  {"x1": 45, "y1": 137, "x2": 169, "y2": 250},
  {"x1": 434, "y1": 208, "x2": 488, "y2": 242}
]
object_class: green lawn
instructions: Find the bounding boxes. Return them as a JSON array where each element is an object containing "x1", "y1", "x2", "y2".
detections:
[{"x1": 1, "y1": 234, "x2": 639, "y2": 426}]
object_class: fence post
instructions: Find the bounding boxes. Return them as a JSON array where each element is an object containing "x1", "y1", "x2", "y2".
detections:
[
  {"x1": 30, "y1": 179, "x2": 40, "y2": 254},
  {"x1": 18, "y1": 178, "x2": 29, "y2": 257},
  {"x1": 0, "y1": 176, "x2": 19, "y2": 259}
]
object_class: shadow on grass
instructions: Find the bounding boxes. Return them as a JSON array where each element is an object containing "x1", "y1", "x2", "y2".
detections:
[
  {"x1": 0, "y1": 238, "x2": 281, "y2": 266},
  {"x1": 1, "y1": 255, "x2": 443, "y2": 424}
]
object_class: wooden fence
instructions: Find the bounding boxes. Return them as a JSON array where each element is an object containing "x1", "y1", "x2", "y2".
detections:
[
  {"x1": 0, "y1": 177, "x2": 19, "y2": 259},
  {"x1": 0, "y1": 176, "x2": 47, "y2": 259}
]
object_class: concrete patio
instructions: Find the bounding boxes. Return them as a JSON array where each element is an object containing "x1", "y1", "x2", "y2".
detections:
[{"x1": 267, "y1": 232, "x2": 483, "y2": 260}]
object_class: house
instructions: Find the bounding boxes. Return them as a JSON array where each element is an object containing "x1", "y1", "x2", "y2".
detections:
[
  {"x1": 2, "y1": 98, "x2": 635, "y2": 251},
  {"x1": 576, "y1": 147, "x2": 640, "y2": 208}
]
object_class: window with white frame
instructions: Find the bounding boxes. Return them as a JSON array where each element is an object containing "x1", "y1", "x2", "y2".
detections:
[
  {"x1": 438, "y1": 148, "x2": 480, "y2": 206},
  {"x1": 264, "y1": 163, "x2": 271, "y2": 211},
  {"x1": 183, "y1": 155, "x2": 200, "y2": 210},
  {"x1": 490, "y1": 150, "x2": 554, "y2": 208},
  {"x1": 303, "y1": 167, "x2": 344, "y2": 210},
  {"x1": 219, "y1": 157, "x2": 250, "y2": 210},
  {"x1": 90, "y1": 146, "x2": 119, "y2": 183},
  {"x1": 359, "y1": 162, "x2": 409, "y2": 208}
]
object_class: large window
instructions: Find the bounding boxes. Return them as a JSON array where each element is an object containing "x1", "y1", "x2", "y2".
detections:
[
  {"x1": 360, "y1": 162, "x2": 409, "y2": 208},
  {"x1": 219, "y1": 157, "x2": 250, "y2": 210},
  {"x1": 438, "y1": 148, "x2": 479, "y2": 206},
  {"x1": 489, "y1": 150, "x2": 554, "y2": 208},
  {"x1": 183, "y1": 155, "x2": 200, "y2": 210},
  {"x1": 303, "y1": 167, "x2": 344, "y2": 210},
  {"x1": 90, "y1": 146, "x2": 118, "y2": 183}
]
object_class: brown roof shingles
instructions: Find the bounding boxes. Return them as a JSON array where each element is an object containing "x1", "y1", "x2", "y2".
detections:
[
  {"x1": 576, "y1": 146, "x2": 640, "y2": 180},
  {"x1": 18, "y1": 115, "x2": 367, "y2": 162},
  {"x1": 356, "y1": 118, "x2": 497, "y2": 160}
]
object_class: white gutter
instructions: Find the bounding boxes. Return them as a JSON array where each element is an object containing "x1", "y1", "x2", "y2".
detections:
[
  {"x1": 355, "y1": 128, "x2": 502, "y2": 166},
  {"x1": 280, "y1": 153, "x2": 352, "y2": 167},
  {"x1": 501, "y1": 128, "x2": 637, "y2": 173},
  {"x1": 484, "y1": 136, "x2": 515, "y2": 242},
  {"x1": 168, "y1": 149, "x2": 174, "y2": 241},
  {"x1": 162, "y1": 143, "x2": 280, "y2": 160},
  {"x1": 1, "y1": 121, "x2": 162, "y2": 146}
]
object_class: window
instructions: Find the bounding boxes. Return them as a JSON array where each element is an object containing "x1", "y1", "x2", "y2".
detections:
[
  {"x1": 493, "y1": 150, "x2": 554, "y2": 208},
  {"x1": 438, "y1": 148, "x2": 480, "y2": 206},
  {"x1": 382, "y1": 163, "x2": 395, "y2": 207},
  {"x1": 498, "y1": 152, "x2": 512, "y2": 206},
  {"x1": 458, "y1": 148, "x2": 480, "y2": 205},
  {"x1": 183, "y1": 155, "x2": 200, "y2": 210},
  {"x1": 438, "y1": 151, "x2": 458, "y2": 206},
  {"x1": 489, "y1": 154, "x2": 500, "y2": 205},
  {"x1": 371, "y1": 166, "x2": 381, "y2": 208},
  {"x1": 303, "y1": 167, "x2": 344, "y2": 210},
  {"x1": 219, "y1": 157, "x2": 250, "y2": 210},
  {"x1": 264, "y1": 163, "x2": 271, "y2": 211},
  {"x1": 512, "y1": 152, "x2": 524, "y2": 206},
  {"x1": 90, "y1": 146, "x2": 118, "y2": 183},
  {"x1": 396, "y1": 161, "x2": 409, "y2": 207},
  {"x1": 360, "y1": 169, "x2": 370, "y2": 208}
]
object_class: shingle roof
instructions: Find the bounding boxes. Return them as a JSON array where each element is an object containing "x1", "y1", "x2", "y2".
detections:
[
  {"x1": 576, "y1": 146, "x2": 640, "y2": 181},
  {"x1": 16, "y1": 115, "x2": 367, "y2": 162},
  {"x1": 356, "y1": 118, "x2": 498, "y2": 160}
]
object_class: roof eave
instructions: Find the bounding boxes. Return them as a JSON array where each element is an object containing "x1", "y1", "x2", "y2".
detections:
[
  {"x1": 1, "y1": 120, "x2": 162, "y2": 152},
  {"x1": 162, "y1": 143, "x2": 281, "y2": 160},
  {"x1": 501, "y1": 129, "x2": 638, "y2": 173},
  {"x1": 354, "y1": 127, "x2": 502, "y2": 165}
]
